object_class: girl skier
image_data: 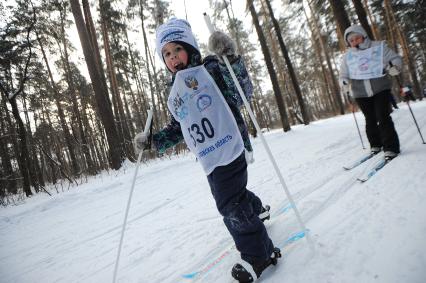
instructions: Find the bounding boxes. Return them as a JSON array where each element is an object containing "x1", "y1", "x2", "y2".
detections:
[{"x1": 340, "y1": 24, "x2": 402, "y2": 160}]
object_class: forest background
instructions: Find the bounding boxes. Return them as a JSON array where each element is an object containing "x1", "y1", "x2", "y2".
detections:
[{"x1": 0, "y1": 0, "x2": 424, "y2": 202}]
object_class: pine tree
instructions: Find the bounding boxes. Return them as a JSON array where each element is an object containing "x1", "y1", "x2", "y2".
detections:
[
  {"x1": 247, "y1": 0, "x2": 291, "y2": 131},
  {"x1": 263, "y1": 0, "x2": 310, "y2": 125},
  {"x1": 0, "y1": 0, "x2": 37, "y2": 196},
  {"x1": 69, "y1": 0, "x2": 124, "y2": 169}
]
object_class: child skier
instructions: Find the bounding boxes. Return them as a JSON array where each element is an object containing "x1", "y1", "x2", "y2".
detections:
[
  {"x1": 340, "y1": 24, "x2": 402, "y2": 160},
  {"x1": 133, "y1": 18, "x2": 281, "y2": 282}
]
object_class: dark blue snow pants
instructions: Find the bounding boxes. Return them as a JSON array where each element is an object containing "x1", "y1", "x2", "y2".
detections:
[
  {"x1": 355, "y1": 90, "x2": 400, "y2": 153},
  {"x1": 207, "y1": 152, "x2": 274, "y2": 265}
]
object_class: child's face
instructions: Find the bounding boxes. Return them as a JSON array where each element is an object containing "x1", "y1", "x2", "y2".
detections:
[
  {"x1": 162, "y1": 42, "x2": 189, "y2": 73},
  {"x1": 348, "y1": 34, "x2": 364, "y2": 48}
]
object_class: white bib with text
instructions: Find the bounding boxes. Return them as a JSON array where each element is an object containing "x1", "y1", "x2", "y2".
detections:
[
  {"x1": 167, "y1": 65, "x2": 244, "y2": 175},
  {"x1": 347, "y1": 42, "x2": 385, "y2": 80}
]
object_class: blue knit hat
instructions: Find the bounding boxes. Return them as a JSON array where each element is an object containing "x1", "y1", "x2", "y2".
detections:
[{"x1": 155, "y1": 18, "x2": 199, "y2": 60}]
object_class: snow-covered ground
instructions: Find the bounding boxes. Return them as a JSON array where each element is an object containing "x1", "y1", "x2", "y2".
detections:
[{"x1": 1, "y1": 101, "x2": 426, "y2": 283}]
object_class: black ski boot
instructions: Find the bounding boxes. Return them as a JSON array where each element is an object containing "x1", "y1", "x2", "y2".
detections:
[
  {"x1": 231, "y1": 248, "x2": 282, "y2": 282},
  {"x1": 384, "y1": 151, "x2": 398, "y2": 161},
  {"x1": 231, "y1": 263, "x2": 254, "y2": 283},
  {"x1": 259, "y1": 205, "x2": 270, "y2": 222},
  {"x1": 252, "y1": 247, "x2": 282, "y2": 277},
  {"x1": 370, "y1": 147, "x2": 382, "y2": 155}
]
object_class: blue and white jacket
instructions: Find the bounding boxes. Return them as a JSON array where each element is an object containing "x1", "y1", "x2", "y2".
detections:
[{"x1": 153, "y1": 55, "x2": 254, "y2": 154}]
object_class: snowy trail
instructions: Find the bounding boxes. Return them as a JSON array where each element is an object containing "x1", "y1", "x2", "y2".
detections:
[
  {"x1": 169, "y1": 101, "x2": 426, "y2": 283},
  {"x1": 1, "y1": 101, "x2": 425, "y2": 283},
  {"x1": 173, "y1": 101, "x2": 426, "y2": 282}
]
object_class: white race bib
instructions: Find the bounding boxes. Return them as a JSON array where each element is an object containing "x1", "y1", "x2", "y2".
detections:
[
  {"x1": 167, "y1": 65, "x2": 244, "y2": 175},
  {"x1": 347, "y1": 42, "x2": 385, "y2": 80}
]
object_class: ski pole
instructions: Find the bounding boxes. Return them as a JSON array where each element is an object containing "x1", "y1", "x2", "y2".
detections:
[
  {"x1": 112, "y1": 109, "x2": 153, "y2": 283},
  {"x1": 389, "y1": 62, "x2": 425, "y2": 144},
  {"x1": 405, "y1": 99, "x2": 426, "y2": 144},
  {"x1": 344, "y1": 82, "x2": 365, "y2": 149},
  {"x1": 351, "y1": 103, "x2": 366, "y2": 149},
  {"x1": 203, "y1": 13, "x2": 314, "y2": 250}
]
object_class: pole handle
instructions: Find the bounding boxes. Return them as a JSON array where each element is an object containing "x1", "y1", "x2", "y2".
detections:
[
  {"x1": 203, "y1": 13, "x2": 215, "y2": 34},
  {"x1": 143, "y1": 109, "x2": 153, "y2": 135}
]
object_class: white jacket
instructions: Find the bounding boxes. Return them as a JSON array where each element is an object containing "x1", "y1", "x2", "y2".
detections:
[{"x1": 339, "y1": 25, "x2": 402, "y2": 98}]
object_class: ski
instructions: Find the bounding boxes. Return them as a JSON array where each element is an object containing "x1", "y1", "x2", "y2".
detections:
[
  {"x1": 181, "y1": 201, "x2": 305, "y2": 282},
  {"x1": 182, "y1": 230, "x2": 306, "y2": 281},
  {"x1": 357, "y1": 158, "x2": 390, "y2": 182},
  {"x1": 343, "y1": 153, "x2": 376, "y2": 170}
]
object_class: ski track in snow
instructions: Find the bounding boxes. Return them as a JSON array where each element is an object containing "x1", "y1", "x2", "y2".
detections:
[{"x1": 1, "y1": 101, "x2": 426, "y2": 283}]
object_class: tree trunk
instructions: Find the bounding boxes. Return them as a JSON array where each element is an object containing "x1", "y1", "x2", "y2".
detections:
[
  {"x1": 258, "y1": 0, "x2": 294, "y2": 125},
  {"x1": 81, "y1": 0, "x2": 108, "y2": 85},
  {"x1": 352, "y1": 0, "x2": 375, "y2": 39},
  {"x1": 383, "y1": 3, "x2": 397, "y2": 51},
  {"x1": 0, "y1": 20, "x2": 35, "y2": 196},
  {"x1": 363, "y1": 0, "x2": 381, "y2": 39},
  {"x1": 99, "y1": 0, "x2": 134, "y2": 160},
  {"x1": 247, "y1": 0, "x2": 290, "y2": 131},
  {"x1": 69, "y1": 0, "x2": 124, "y2": 169},
  {"x1": 36, "y1": 31, "x2": 80, "y2": 176},
  {"x1": 58, "y1": 6, "x2": 96, "y2": 175},
  {"x1": 302, "y1": 6, "x2": 337, "y2": 114},
  {"x1": 264, "y1": 0, "x2": 310, "y2": 125},
  {"x1": 116, "y1": 67, "x2": 136, "y2": 135},
  {"x1": 21, "y1": 95, "x2": 43, "y2": 191},
  {"x1": 308, "y1": 0, "x2": 345, "y2": 114},
  {"x1": 328, "y1": 0, "x2": 351, "y2": 40},
  {"x1": 123, "y1": 28, "x2": 145, "y2": 129},
  {"x1": 8, "y1": 98, "x2": 32, "y2": 196},
  {"x1": 0, "y1": 97, "x2": 17, "y2": 194},
  {"x1": 140, "y1": 1, "x2": 159, "y2": 129}
]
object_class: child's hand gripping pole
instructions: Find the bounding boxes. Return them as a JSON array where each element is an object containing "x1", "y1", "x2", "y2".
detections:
[
  {"x1": 113, "y1": 109, "x2": 153, "y2": 283},
  {"x1": 203, "y1": 13, "x2": 314, "y2": 250},
  {"x1": 142, "y1": 109, "x2": 154, "y2": 155}
]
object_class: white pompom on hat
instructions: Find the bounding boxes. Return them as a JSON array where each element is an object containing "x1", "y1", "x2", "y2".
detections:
[{"x1": 155, "y1": 18, "x2": 199, "y2": 60}]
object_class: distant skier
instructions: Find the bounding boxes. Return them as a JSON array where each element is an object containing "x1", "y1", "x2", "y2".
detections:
[
  {"x1": 339, "y1": 24, "x2": 402, "y2": 160},
  {"x1": 133, "y1": 18, "x2": 280, "y2": 282}
]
